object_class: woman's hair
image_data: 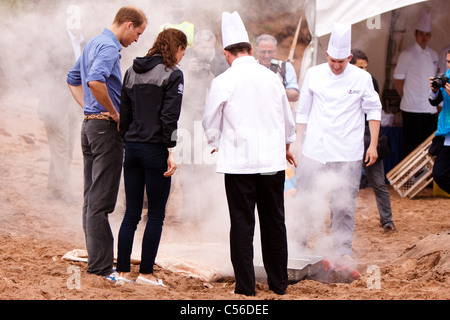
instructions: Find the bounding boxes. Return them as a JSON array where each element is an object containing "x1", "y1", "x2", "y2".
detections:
[
  {"x1": 146, "y1": 28, "x2": 187, "y2": 68},
  {"x1": 113, "y1": 6, "x2": 147, "y2": 28}
]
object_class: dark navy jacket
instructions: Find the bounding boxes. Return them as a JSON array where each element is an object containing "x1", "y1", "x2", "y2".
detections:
[{"x1": 120, "y1": 55, "x2": 184, "y2": 148}]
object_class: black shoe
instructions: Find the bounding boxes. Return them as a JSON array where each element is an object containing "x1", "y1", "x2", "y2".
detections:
[{"x1": 383, "y1": 225, "x2": 397, "y2": 233}]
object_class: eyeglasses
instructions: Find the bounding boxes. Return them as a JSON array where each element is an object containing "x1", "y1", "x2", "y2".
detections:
[{"x1": 257, "y1": 50, "x2": 274, "y2": 55}]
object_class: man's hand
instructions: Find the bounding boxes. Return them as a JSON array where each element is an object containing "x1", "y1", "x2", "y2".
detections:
[
  {"x1": 101, "y1": 111, "x2": 120, "y2": 131},
  {"x1": 366, "y1": 120, "x2": 380, "y2": 167},
  {"x1": 89, "y1": 80, "x2": 120, "y2": 131},
  {"x1": 365, "y1": 144, "x2": 378, "y2": 167},
  {"x1": 286, "y1": 144, "x2": 298, "y2": 168},
  {"x1": 429, "y1": 77, "x2": 438, "y2": 93},
  {"x1": 444, "y1": 82, "x2": 450, "y2": 96}
]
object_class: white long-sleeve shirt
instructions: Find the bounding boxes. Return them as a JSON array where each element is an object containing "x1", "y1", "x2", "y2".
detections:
[
  {"x1": 394, "y1": 42, "x2": 438, "y2": 114},
  {"x1": 296, "y1": 63, "x2": 381, "y2": 164},
  {"x1": 203, "y1": 56, "x2": 296, "y2": 174}
]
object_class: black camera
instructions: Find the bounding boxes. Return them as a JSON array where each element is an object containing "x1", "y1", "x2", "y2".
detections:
[
  {"x1": 432, "y1": 74, "x2": 449, "y2": 90},
  {"x1": 196, "y1": 58, "x2": 211, "y2": 77},
  {"x1": 269, "y1": 58, "x2": 282, "y2": 74}
]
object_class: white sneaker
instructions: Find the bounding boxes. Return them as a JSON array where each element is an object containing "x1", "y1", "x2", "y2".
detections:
[
  {"x1": 102, "y1": 271, "x2": 119, "y2": 283},
  {"x1": 136, "y1": 275, "x2": 166, "y2": 287}
]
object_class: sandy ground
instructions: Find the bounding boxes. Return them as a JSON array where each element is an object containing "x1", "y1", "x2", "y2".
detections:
[{"x1": 0, "y1": 83, "x2": 449, "y2": 305}]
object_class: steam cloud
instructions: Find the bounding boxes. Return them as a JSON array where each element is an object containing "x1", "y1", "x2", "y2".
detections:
[{"x1": 0, "y1": 0, "x2": 327, "y2": 277}]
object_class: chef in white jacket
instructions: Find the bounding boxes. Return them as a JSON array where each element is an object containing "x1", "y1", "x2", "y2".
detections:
[
  {"x1": 202, "y1": 11, "x2": 296, "y2": 296},
  {"x1": 295, "y1": 23, "x2": 381, "y2": 263}
]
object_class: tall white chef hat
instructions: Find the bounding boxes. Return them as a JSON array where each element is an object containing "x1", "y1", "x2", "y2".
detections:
[
  {"x1": 221, "y1": 11, "x2": 250, "y2": 49},
  {"x1": 416, "y1": 10, "x2": 431, "y2": 32},
  {"x1": 327, "y1": 23, "x2": 352, "y2": 60}
]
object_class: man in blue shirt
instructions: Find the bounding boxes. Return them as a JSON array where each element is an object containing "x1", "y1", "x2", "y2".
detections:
[
  {"x1": 255, "y1": 34, "x2": 300, "y2": 103},
  {"x1": 255, "y1": 34, "x2": 300, "y2": 195},
  {"x1": 67, "y1": 6, "x2": 147, "y2": 281}
]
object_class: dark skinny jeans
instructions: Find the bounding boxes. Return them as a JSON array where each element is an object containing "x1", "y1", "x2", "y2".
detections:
[{"x1": 116, "y1": 142, "x2": 171, "y2": 274}]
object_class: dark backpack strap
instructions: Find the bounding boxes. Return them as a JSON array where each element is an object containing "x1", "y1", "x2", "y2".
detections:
[{"x1": 281, "y1": 61, "x2": 287, "y2": 84}]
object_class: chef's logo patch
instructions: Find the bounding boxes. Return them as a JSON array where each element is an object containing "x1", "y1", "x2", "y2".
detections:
[
  {"x1": 348, "y1": 89, "x2": 361, "y2": 94},
  {"x1": 178, "y1": 83, "x2": 184, "y2": 94}
]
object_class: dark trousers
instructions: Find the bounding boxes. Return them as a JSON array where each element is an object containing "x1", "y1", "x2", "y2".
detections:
[
  {"x1": 363, "y1": 159, "x2": 395, "y2": 228},
  {"x1": 401, "y1": 111, "x2": 437, "y2": 159},
  {"x1": 224, "y1": 171, "x2": 288, "y2": 296},
  {"x1": 116, "y1": 142, "x2": 171, "y2": 275},
  {"x1": 433, "y1": 145, "x2": 450, "y2": 194},
  {"x1": 81, "y1": 119, "x2": 124, "y2": 276}
]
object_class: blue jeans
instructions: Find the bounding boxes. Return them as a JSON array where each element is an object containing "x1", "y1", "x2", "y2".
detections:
[{"x1": 116, "y1": 142, "x2": 171, "y2": 274}]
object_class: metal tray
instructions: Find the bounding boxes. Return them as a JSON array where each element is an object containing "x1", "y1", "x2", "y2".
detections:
[{"x1": 254, "y1": 255, "x2": 324, "y2": 283}]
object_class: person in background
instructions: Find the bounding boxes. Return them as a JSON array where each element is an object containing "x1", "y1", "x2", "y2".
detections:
[
  {"x1": 255, "y1": 34, "x2": 300, "y2": 103},
  {"x1": 38, "y1": 16, "x2": 84, "y2": 205},
  {"x1": 203, "y1": 11, "x2": 297, "y2": 296},
  {"x1": 183, "y1": 30, "x2": 228, "y2": 79},
  {"x1": 393, "y1": 10, "x2": 438, "y2": 159},
  {"x1": 428, "y1": 49, "x2": 450, "y2": 194},
  {"x1": 295, "y1": 23, "x2": 382, "y2": 264},
  {"x1": 437, "y1": 44, "x2": 450, "y2": 75},
  {"x1": 66, "y1": 6, "x2": 147, "y2": 282},
  {"x1": 351, "y1": 49, "x2": 397, "y2": 233},
  {"x1": 176, "y1": 29, "x2": 228, "y2": 222},
  {"x1": 255, "y1": 34, "x2": 300, "y2": 196},
  {"x1": 116, "y1": 28, "x2": 187, "y2": 287},
  {"x1": 160, "y1": 2, "x2": 194, "y2": 47},
  {"x1": 180, "y1": 29, "x2": 228, "y2": 124}
]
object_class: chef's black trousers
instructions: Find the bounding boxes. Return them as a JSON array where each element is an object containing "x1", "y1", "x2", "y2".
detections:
[{"x1": 224, "y1": 171, "x2": 288, "y2": 296}]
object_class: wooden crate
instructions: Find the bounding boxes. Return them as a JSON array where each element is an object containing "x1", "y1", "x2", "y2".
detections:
[{"x1": 386, "y1": 132, "x2": 436, "y2": 199}]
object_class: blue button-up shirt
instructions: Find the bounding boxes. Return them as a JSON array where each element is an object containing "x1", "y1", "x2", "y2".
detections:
[{"x1": 67, "y1": 28, "x2": 122, "y2": 114}]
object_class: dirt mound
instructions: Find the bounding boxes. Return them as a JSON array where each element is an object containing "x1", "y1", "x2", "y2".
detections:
[{"x1": 389, "y1": 231, "x2": 450, "y2": 283}]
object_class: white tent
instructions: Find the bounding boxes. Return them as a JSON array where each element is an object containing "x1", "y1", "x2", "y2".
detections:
[
  {"x1": 298, "y1": 0, "x2": 450, "y2": 93},
  {"x1": 305, "y1": 0, "x2": 428, "y2": 38}
]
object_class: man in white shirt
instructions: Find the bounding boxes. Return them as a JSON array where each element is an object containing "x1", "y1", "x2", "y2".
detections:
[
  {"x1": 394, "y1": 10, "x2": 438, "y2": 158},
  {"x1": 203, "y1": 11, "x2": 296, "y2": 296},
  {"x1": 295, "y1": 23, "x2": 381, "y2": 263}
]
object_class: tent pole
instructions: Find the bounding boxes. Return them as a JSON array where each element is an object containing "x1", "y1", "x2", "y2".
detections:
[{"x1": 311, "y1": 0, "x2": 318, "y2": 66}]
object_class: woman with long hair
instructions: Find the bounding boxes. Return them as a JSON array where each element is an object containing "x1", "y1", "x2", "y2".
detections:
[{"x1": 116, "y1": 28, "x2": 187, "y2": 286}]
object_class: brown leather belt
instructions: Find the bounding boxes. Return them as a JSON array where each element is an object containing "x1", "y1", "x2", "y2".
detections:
[{"x1": 84, "y1": 114, "x2": 113, "y2": 121}]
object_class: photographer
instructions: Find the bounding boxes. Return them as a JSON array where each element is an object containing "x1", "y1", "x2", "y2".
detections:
[
  {"x1": 180, "y1": 30, "x2": 228, "y2": 120},
  {"x1": 178, "y1": 29, "x2": 229, "y2": 126},
  {"x1": 184, "y1": 30, "x2": 228, "y2": 79},
  {"x1": 428, "y1": 49, "x2": 450, "y2": 194},
  {"x1": 176, "y1": 30, "x2": 228, "y2": 222}
]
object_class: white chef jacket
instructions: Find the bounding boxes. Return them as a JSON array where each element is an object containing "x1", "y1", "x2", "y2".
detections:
[
  {"x1": 203, "y1": 56, "x2": 296, "y2": 174},
  {"x1": 393, "y1": 42, "x2": 438, "y2": 114},
  {"x1": 296, "y1": 63, "x2": 381, "y2": 164}
]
